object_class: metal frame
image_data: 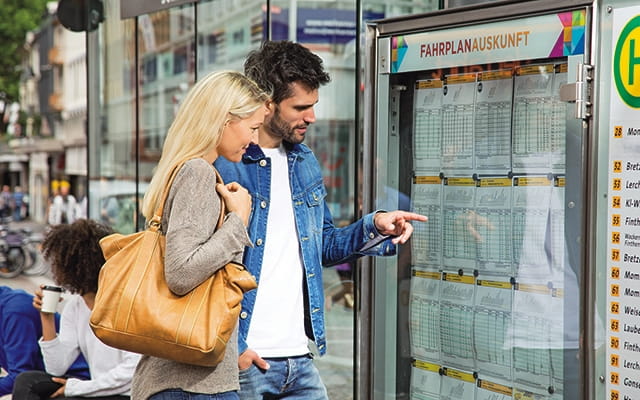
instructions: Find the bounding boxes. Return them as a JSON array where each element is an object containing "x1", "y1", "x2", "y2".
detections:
[
  {"x1": 371, "y1": 0, "x2": 595, "y2": 36},
  {"x1": 360, "y1": 1, "x2": 598, "y2": 398}
]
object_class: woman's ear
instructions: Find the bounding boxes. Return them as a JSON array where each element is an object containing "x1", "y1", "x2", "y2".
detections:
[{"x1": 265, "y1": 100, "x2": 275, "y2": 115}]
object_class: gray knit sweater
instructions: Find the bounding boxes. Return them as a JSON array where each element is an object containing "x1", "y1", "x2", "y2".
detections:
[{"x1": 131, "y1": 158, "x2": 252, "y2": 399}]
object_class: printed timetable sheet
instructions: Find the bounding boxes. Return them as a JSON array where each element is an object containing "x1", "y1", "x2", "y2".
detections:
[
  {"x1": 441, "y1": 74, "x2": 476, "y2": 175},
  {"x1": 442, "y1": 177, "x2": 477, "y2": 271},
  {"x1": 475, "y1": 177, "x2": 513, "y2": 274},
  {"x1": 474, "y1": 276, "x2": 514, "y2": 380},
  {"x1": 414, "y1": 80, "x2": 444, "y2": 174},
  {"x1": 512, "y1": 64, "x2": 567, "y2": 175},
  {"x1": 474, "y1": 71, "x2": 513, "y2": 174},
  {"x1": 408, "y1": 65, "x2": 570, "y2": 399},
  {"x1": 411, "y1": 177, "x2": 443, "y2": 268},
  {"x1": 413, "y1": 66, "x2": 566, "y2": 178}
]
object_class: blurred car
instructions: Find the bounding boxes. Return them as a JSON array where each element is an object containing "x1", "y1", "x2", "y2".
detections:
[{"x1": 88, "y1": 179, "x2": 149, "y2": 234}]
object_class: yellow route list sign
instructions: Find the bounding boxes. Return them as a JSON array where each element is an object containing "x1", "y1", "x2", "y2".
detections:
[{"x1": 607, "y1": 6, "x2": 640, "y2": 399}]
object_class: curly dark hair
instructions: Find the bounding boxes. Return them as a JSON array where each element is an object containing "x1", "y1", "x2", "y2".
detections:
[
  {"x1": 41, "y1": 219, "x2": 113, "y2": 295},
  {"x1": 244, "y1": 40, "x2": 330, "y2": 104}
]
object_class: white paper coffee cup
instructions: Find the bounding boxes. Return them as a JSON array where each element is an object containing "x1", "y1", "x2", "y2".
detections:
[{"x1": 41, "y1": 285, "x2": 64, "y2": 313}]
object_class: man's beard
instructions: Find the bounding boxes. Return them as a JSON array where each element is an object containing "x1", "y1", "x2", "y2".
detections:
[{"x1": 267, "y1": 108, "x2": 307, "y2": 144}]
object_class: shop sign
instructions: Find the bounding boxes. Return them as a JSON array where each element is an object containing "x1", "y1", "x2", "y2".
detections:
[{"x1": 270, "y1": 8, "x2": 384, "y2": 44}]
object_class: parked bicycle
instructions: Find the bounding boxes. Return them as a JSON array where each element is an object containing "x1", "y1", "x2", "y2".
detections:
[
  {"x1": 0, "y1": 218, "x2": 48, "y2": 278},
  {"x1": 21, "y1": 229, "x2": 49, "y2": 276}
]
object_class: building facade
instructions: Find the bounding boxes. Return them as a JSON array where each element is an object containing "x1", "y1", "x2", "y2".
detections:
[{"x1": 17, "y1": 1, "x2": 88, "y2": 222}]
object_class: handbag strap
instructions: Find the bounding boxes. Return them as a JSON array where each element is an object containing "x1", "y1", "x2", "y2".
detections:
[
  {"x1": 148, "y1": 159, "x2": 227, "y2": 230},
  {"x1": 148, "y1": 160, "x2": 188, "y2": 228},
  {"x1": 213, "y1": 169, "x2": 226, "y2": 230}
]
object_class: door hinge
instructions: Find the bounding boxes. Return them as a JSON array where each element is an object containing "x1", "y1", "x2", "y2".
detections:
[
  {"x1": 559, "y1": 63, "x2": 593, "y2": 120},
  {"x1": 389, "y1": 86, "x2": 406, "y2": 137}
]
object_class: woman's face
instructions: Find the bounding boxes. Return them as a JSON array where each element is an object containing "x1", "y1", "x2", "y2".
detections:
[{"x1": 215, "y1": 107, "x2": 265, "y2": 162}]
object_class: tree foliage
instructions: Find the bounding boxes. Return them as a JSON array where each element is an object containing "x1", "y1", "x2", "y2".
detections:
[{"x1": 0, "y1": 0, "x2": 50, "y2": 101}]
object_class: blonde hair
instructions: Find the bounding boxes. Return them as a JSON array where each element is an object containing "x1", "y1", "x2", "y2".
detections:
[{"x1": 142, "y1": 70, "x2": 268, "y2": 220}]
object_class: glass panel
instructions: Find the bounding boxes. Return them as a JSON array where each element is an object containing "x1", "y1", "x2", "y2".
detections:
[
  {"x1": 87, "y1": 1, "x2": 140, "y2": 234},
  {"x1": 138, "y1": 5, "x2": 196, "y2": 212},
  {"x1": 362, "y1": 0, "x2": 438, "y2": 20},
  {"x1": 370, "y1": 10, "x2": 588, "y2": 399},
  {"x1": 268, "y1": 1, "x2": 360, "y2": 398},
  {"x1": 197, "y1": 0, "x2": 264, "y2": 75}
]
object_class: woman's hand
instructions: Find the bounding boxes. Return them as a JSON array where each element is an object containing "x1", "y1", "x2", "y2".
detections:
[
  {"x1": 34, "y1": 285, "x2": 58, "y2": 341},
  {"x1": 216, "y1": 182, "x2": 252, "y2": 226},
  {"x1": 32, "y1": 287, "x2": 45, "y2": 312},
  {"x1": 50, "y1": 377, "x2": 67, "y2": 398}
]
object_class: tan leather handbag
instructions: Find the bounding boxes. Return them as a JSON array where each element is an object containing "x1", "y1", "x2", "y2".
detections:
[{"x1": 89, "y1": 161, "x2": 257, "y2": 367}]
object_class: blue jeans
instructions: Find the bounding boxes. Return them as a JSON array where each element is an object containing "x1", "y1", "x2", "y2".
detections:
[
  {"x1": 238, "y1": 354, "x2": 328, "y2": 400},
  {"x1": 149, "y1": 390, "x2": 238, "y2": 400}
]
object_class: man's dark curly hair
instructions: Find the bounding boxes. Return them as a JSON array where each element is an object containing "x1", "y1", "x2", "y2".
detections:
[
  {"x1": 41, "y1": 219, "x2": 113, "y2": 295},
  {"x1": 244, "y1": 40, "x2": 330, "y2": 104}
]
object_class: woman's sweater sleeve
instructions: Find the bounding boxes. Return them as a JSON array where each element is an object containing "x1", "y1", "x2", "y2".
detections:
[{"x1": 163, "y1": 159, "x2": 252, "y2": 295}]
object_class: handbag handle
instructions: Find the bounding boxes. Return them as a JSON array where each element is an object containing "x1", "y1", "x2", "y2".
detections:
[
  {"x1": 148, "y1": 160, "x2": 227, "y2": 231},
  {"x1": 213, "y1": 169, "x2": 226, "y2": 230}
]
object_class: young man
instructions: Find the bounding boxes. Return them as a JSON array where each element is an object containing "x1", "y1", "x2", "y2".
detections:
[{"x1": 215, "y1": 40, "x2": 427, "y2": 399}]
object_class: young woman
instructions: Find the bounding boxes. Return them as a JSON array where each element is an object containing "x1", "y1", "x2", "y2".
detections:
[
  {"x1": 132, "y1": 70, "x2": 268, "y2": 399},
  {"x1": 12, "y1": 219, "x2": 141, "y2": 399}
]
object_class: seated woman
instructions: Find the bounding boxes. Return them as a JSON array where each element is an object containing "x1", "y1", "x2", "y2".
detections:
[{"x1": 12, "y1": 219, "x2": 140, "y2": 399}]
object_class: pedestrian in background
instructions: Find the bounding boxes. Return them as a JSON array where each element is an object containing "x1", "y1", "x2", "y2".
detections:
[
  {"x1": 45, "y1": 180, "x2": 60, "y2": 224},
  {"x1": 132, "y1": 70, "x2": 267, "y2": 399},
  {"x1": 48, "y1": 180, "x2": 78, "y2": 225},
  {"x1": 12, "y1": 186, "x2": 24, "y2": 221},
  {"x1": 0, "y1": 186, "x2": 12, "y2": 219}
]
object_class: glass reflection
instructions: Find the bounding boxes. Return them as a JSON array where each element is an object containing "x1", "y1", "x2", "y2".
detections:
[
  {"x1": 197, "y1": 0, "x2": 263, "y2": 76},
  {"x1": 138, "y1": 5, "x2": 196, "y2": 182},
  {"x1": 384, "y1": 61, "x2": 583, "y2": 399},
  {"x1": 88, "y1": 1, "x2": 140, "y2": 234}
]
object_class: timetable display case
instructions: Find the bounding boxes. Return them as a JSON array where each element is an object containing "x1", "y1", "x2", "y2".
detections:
[{"x1": 359, "y1": 1, "x2": 634, "y2": 399}]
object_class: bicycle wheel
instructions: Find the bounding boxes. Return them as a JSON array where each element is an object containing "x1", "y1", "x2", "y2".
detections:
[
  {"x1": 6, "y1": 247, "x2": 26, "y2": 274},
  {"x1": 22, "y1": 242, "x2": 50, "y2": 276},
  {"x1": 0, "y1": 249, "x2": 21, "y2": 278}
]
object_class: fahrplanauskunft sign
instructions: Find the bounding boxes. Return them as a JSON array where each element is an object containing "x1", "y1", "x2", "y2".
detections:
[{"x1": 121, "y1": 0, "x2": 196, "y2": 19}]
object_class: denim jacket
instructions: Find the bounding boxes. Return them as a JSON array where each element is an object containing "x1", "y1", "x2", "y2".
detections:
[{"x1": 215, "y1": 142, "x2": 396, "y2": 356}]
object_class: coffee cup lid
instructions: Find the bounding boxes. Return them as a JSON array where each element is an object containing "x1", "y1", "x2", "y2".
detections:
[{"x1": 42, "y1": 285, "x2": 64, "y2": 292}]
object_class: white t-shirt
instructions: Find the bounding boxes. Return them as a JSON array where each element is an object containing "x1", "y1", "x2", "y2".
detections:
[
  {"x1": 39, "y1": 294, "x2": 141, "y2": 397},
  {"x1": 246, "y1": 145, "x2": 309, "y2": 357}
]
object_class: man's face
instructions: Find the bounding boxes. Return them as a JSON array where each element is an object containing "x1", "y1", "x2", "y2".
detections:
[{"x1": 265, "y1": 82, "x2": 319, "y2": 145}]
